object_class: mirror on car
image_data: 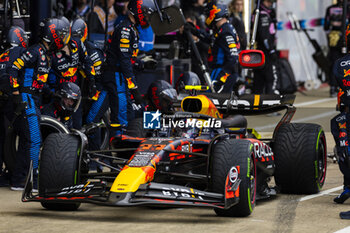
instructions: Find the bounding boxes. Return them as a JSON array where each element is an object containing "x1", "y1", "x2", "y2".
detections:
[{"x1": 239, "y1": 50, "x2": 265, "y2": 69}]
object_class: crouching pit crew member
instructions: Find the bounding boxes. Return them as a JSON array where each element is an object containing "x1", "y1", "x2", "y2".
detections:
[{"x1": 41, "y1": 82, "x2": 81, "y2": 129}]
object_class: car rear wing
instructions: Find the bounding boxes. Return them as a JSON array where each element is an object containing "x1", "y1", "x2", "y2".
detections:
[{"x1": 179, "y1": 93, "x2": 296, "y2": 116}]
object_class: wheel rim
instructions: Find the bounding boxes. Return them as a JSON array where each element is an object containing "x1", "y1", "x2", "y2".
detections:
[
  {"x1": 317, "y1": 134, "x2": 327, "y2": 186},
  {"x1": 249, "y1": 152, "x2": 256, "y2": 209}
]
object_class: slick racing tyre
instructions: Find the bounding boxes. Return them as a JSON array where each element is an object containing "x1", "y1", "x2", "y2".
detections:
[
  {"x1": 126, "y1": 118, "x2": 148, "y2": 137},
  {"x1": 39, "y1": 133, "x2": 81, "y2": 211},
  {"x1": 273, "y1": 123, "x2": 327, "y2": 194},
  {"x1": 3, "y1": 116, "x2": 69, "y2": 174},
  {"x1": 211, "y1": 139, "x2": 256, "y2": 217}
]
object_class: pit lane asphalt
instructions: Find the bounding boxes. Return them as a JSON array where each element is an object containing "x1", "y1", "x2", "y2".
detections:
[{"x1": 1, "y1": 86, "x2": 349, "y2": 233}]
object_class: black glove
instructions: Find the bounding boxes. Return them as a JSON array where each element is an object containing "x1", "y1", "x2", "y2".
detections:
[
  {"x1": 88, "y1": 79, "x2": 98, "y2": 100},
  {"x1": 133, "y1": 58, "x2": 144, "y2": 71},
  {"x1": 184, "y1": 22, "x2": 197, "y2": 35},
  {"x1": 13, "y1": 94, "x2": 26, "y2": 116},
  {"x1": 270, "y1": 50, "x2": 278, "y2": 62},
  {"x1": 142, "y1": 56, "x2": 158, "y2": 70},
  {"x1": 130, "y1": 88, "x2": 144, "y2": 105},
  {"x1": 213, "y1": 80, "x2": 225, "y2": 93}
]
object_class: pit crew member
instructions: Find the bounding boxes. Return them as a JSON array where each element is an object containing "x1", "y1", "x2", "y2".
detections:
[
  {"x1": 204, "y1": 2, "x2": 240, "y2": 93},
  {"x1": 8, "y1": 18, "x2": 63, "y2": 190},
  {"x1": 103, "y1": 0, "x2": 156, "y2": 136}
]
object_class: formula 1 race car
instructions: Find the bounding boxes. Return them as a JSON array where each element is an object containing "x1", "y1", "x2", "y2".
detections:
[{"x1": 22, "y1": 89, "x2": 327, "y2": 217}]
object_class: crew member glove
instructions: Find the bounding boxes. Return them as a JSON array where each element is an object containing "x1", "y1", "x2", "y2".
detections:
[
  {"x1": 270, "y1": 50, "x2": 278, "y2": 62},
  {"x1": 142, "y1": 56, "x2": 158, "y2": 70},
  {"x1": 13, "y1": 94, "x2": 26, "y2": 116},
  {"x1": 213, "y1": 80, "x2": 225, "y2": 93},
  {"x1": 130, "y1": 88, "x2": 144, "y2": 105},
  {"x1": 133, "y1": 58, "x2": 144, "y2": 71},
  {"x1": 88, "y1": 79, "x2": 98, "y2": 100}
]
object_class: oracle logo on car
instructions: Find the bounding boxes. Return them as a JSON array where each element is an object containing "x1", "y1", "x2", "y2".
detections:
[
  {"x1": 48, "y1": 24, "x2": 63, "y2": 49},
  {"x1": 136, "y1": 0, "x2": 147, "y2": 26},
  {"x1": 13, "y1": 29, "x2": 27, "y2": 48}
]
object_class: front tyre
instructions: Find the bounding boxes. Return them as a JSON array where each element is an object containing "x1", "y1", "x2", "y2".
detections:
[
  {"x1": 211, "y1": 139, "x2": 256, "y2": 217},
  {"x1": 273, "y1": 123, "x2": 327, "y2": 194},
  {"x1": 39, "y1": 133, "x2": 81, "y2": 211}
]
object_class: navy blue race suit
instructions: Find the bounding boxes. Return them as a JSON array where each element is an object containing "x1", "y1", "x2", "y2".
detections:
[
  {"x1": 103, "y1": 17, "x2": 143, "y2": 131},
  {"x1": 331, "y1": 54, "x2": 350, "y2": 188},
  {"x1": 48, "y1": 37, "x2": 96, "y2": 129},
  {"x1": 0, "y1": 47, "x2": 25, "y2": 171},
  {"x1": 8, "y1": 43, "x2": 50, "y2": 185},
  {"x1": 84, "y1": 40, "x2": 109, "y2": 150},
  {"x1": 324, "y1": 3, "x2": 350, "y2": 95},
  {"x1": 85, "y1": 40, "x2": 109, "y2": 125},
  {"x1": 208, "y1": 22, "x2": 240, "y2": 93},
  {"x1": 253, "y1": 4, "x2": 280, "y2": 95}
]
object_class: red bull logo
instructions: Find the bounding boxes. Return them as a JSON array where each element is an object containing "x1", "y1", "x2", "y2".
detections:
[
  {"x1": 92, "y1": 90, "x2": 101, "y2": 101},
  {"x1": 344, "y1": 69, "x2": 350, "y2": 78},
  {"x1": 339, "y1": 123, "x2": 346, "y2": 129},
  {"x1": 136, "y1": 0, "x2": 147, "y2": 26},
  {"x1": 90, "y1": 66, "x2": 96, "y2": 76},
  {"x1": 32, "y1": 80, "x2": 44, "y2": 89},
  {"x1": 49, "y1": 24, "x2": 63, "y2": 49},
  {"x1": 127, "y1": 77, "x2": 136, "y2": 89},
  {"x1": 13, "y1": 29, "x2": 27, "y2": 48},
  {"x1": 0, "y1": 51, "x2": 9, "y2": 62},
  {"x1": 59, "y1": 76, "x2": 77, "y2": 83},
  {"x1": 219, "y1": 73, "x2": 230, "y2": 83},
  {"x1": 206, "y1": 5, "x2": 221, "y2": 26},
  {"x1": 61, "y1": 67, "x2": 77, "y2": 77},
  {"x1": 11, "y1": 77, "x2": 19, "y2": 88},
  {"x1": 132, "y1": 49, "x2": 139, "y2": 57},
  {"x1": 37, "y1": 74, "x2": 48, "y2": 83}
]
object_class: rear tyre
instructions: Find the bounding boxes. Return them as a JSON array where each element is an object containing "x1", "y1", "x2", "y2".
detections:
[
  {"x1": 273, "y1": 123, "x2": 327, "y2": 194},
  {"x1": 211, "y1": 139, "x2": 256, "y2": 217},
  {"x1": 39, "y1": 133, "x2": 81, "y2": 211}
]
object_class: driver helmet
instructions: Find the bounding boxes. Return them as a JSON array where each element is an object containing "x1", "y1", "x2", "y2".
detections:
[
  {"x1": 128, "y1": 0, "x2": 156, "y2": 29},
  {"x1": 148, "y1": 80, "x2": 178, "y2": 113},
  {"x1": 205, "y1": 2, "x2": 229, "y2": 29},
  {"x1": 7, "y1": 26, "x2": 28, "y2": 48},
  {"x1": 71, "y1": 18, "x2": 88, "y2": 42},
  {"x1": 175, "y1": 71, "x2": 201, "y2": 93},
  {"x1": 57, "y1": 82, "x2": 81, "y2": 116}
]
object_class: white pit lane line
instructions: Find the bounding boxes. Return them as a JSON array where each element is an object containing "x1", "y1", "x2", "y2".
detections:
[
  {"x1": 334, "y1": 226, "x2": 350, "y2": 233},
  {"x1": 293, "y1": 97, "x2": 336, "y2": 107},
  {"x1": 255, "y1": 97, "x2": 337, "y2": 131},
  {"x1": 299, "y1": 186, "x2": 343, "y2": 202},
  {"x1": 255, "y1": 111, "x2": 337, "y2": 131}
]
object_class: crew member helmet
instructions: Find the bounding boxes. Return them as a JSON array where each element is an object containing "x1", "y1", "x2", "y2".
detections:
[
  {"x1": 128, "y1": 0, "x2": 156, "y2": 29},
  {"x1": 148, "y1": 80, "x2": 177, "y2": 113},
  {"x1": 57, "y1": 82, "x2": 81, "y2": 116},
  {"x1": 71, "y1": 18, "x2": 88, "y2": 42},
  {"x1": 205, "y1": 2, "x2": 229, "y2": 29},
  {"x1": 7, "y1": 26, "x2": 28, "y2": 48}
]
